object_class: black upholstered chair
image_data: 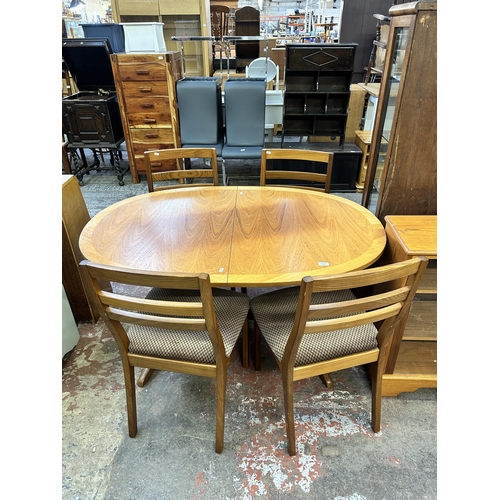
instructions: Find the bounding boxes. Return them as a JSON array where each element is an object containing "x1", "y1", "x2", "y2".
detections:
[
  {"x1": 221, "y1": 78, "x2": 266, "y2": 185},
  {"x1": 176, "y1": 77, "x2": 225, "y2": 157}
]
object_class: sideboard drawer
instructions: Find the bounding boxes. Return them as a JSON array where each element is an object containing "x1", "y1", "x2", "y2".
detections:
[
  {"x1": 130, "y1": 128, "x2": 175, "y2": 160},
  {"x1": 116, "y1": 57, "x2": 167, "y2": 81},
  {"x1": 121, "y1": 80, "x2": 168, "y2": 97},
  {"x1": 133, "y1": 154, "x2": 177, "y2": 173},
  {"x1": 125, "y1": 98, "x2": 172, "y2": 128}
]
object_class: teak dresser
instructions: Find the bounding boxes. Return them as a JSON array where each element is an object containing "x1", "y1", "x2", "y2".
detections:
[{"x1": 110, "y1": 51, "x2": 182, "y2": 183}]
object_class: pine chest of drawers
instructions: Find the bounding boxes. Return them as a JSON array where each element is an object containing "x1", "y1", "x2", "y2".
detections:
[{"x1": 110, "y1": 52, "x2": 182, "y2": 183}]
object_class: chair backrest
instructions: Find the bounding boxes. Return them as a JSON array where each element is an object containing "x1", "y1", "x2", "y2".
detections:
[
  {"x1": 80, "y1": 260, "x2": 225, "y2": 363},
  {"x1": 223, "y1": 78, "x2": 266, "y2": 150},
  {"x1": 144, "y1": 147, "x2": 219, "y2": 192},
  {"x1": 210, "y1": 5, "x2": 230, "y2": 39},
  {"x1": 260, "y1": 148, "x2": 334, "y2": 193},
  {"x1": 176, "y1": 78, "x2": 224, "y2": 154},
  {"x1": 286, "y1": 256, "x2": 428, "y2": 369}
]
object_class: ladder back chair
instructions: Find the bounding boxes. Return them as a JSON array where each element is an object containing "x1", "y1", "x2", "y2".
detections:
[
  {"x1": 80, "y1": 261, "x2": 250, "y2": 454},
  {"x1": 250, "y1": 256, "x2": 428, "y2": 456},
  {"x1": 210, "y1": 5, "x2": 230, "y2": 67},
  {"x1": 260, "y1": 148, "x2": 334, "y2": 193},
  {"x1": 144, "y1": 147, "x2": 219, "y2": 192}
]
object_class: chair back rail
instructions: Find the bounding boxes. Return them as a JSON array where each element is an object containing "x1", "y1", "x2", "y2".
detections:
[
  {"x1": 260, "y1": 148, "x2": 334, "y2": 193},
  {"x1": 144, "y1": 147, "x2": 218, "y2": 192}
]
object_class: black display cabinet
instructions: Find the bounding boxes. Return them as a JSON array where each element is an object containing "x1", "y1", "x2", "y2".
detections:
[{"x1": 282, "y1": 44, "x2": 357, "y2": 148}]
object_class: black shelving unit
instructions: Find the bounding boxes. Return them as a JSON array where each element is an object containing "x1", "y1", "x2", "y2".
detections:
[{"x1": 282, "y1": 43, "x2": 357, "y2": 147}]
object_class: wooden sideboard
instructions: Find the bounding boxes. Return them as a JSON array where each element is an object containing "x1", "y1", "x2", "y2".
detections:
[
  {"x1": 376, "y1": 215, "x2": 437, "y2": 397},
  {"x1": 110, "y1": 52, "x2": 183, "y2": 183}
]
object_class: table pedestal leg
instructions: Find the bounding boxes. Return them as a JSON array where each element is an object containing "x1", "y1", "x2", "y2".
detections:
[
  {"x1": 137, "y1": 368, "x2": 153, "y2": 387},
  {"x1": 320, "y1": 373, "x2": 333, "y2": 388}
]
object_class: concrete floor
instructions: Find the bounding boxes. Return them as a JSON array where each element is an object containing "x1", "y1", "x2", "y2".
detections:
[
  {"x1": 62, "y1": 312, "x2": 437, "y2": 499},
  {"x1": 62, "y1": 152, "x2": 437, "y2": 499}
]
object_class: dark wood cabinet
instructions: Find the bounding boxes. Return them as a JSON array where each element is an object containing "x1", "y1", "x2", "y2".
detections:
[
  {"x1": 62, "y1": 38, "x2": 127, "y2": 185},
  {"x1": 234, "y1": 6, "x2": 260, "y2": 72},
  {"x1": 282, "y1": 44, "x2": 357, "y2": 146},
  {"x1": 361, "y1": 1, "x2": 437, "y2": 220},
  {"x1": 339, "y1": 0, "x2": 396, "y2": 83}
]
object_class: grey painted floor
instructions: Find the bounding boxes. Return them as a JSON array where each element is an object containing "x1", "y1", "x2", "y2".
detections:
[{"x1": 63, "y1": 149, "x2": 438, "y2": 499}]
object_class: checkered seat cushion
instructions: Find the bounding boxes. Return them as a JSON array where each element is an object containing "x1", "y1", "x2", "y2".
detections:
[
  {"x1": 128, "y1": 288, "x2": 250, "y2": 364},
  {"x1": 250, "y1": 286, "x2": 379, "y2": 367}
]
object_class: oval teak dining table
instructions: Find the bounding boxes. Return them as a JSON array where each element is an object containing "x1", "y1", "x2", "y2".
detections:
[{"x1": 79, "y1": 186, "x2": 386, "y2": 287}]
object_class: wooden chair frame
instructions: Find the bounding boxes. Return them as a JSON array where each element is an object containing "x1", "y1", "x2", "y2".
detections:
[
  {"x1": 260, "y1": 148, "x2": 334, "y2": 193},
  {"x1": 251, "y1": 256, "x2": 428, "y2": 455},
  {"x1": 80, "y1": 260, "x2": 249, "y2": 453},
  {"x1": 144, "y1": 147, "x2": 219, "y2": 192}
]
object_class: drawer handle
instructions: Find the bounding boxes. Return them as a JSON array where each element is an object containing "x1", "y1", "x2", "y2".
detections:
[
  {"x1": 139, "y1": 87, "x2": 153, "y2": 93},
  {"x1": 135, "y1": 69, "x2": 150, "y2": 75},
  {"x1": 141, "y1": 103, "x2": 154, "y2": 109},
  {"x1": 150, "y1": 161, "x2": 162, "y2": 167},
  {"x1": 143, "y1": 118, "x2": 157, "y2": 124},
  {"x1": 145, "y1": 134, "x2": 159, "y2": 138}
]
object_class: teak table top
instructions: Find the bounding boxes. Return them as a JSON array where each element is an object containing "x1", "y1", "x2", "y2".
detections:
[{"x1": 79, "y1": 186, "x2": 386, "y2": 287}]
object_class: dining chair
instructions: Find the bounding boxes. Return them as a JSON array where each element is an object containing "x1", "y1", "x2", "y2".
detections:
[
  {"x1": 221, "y1": 78, "x2": 267, "y2": 186},
  {"x1": 210, "y1": 5, "x2": 230, "y2": 66},
  {"x1": 260, "y1": 148, "x2": 334, "y2": 193},
  {"x1": 176, "y1": 77, "x2": 224, "y2": 156},
  {"x1": 79, "y1": 260, "x2": 250, "y2": 454},
  {"x1": 250, "y1": 255, "x2": 428, "y2": 456},
  {"x1": 144, "y1": 147, "x2": 219, "y2": 192}
]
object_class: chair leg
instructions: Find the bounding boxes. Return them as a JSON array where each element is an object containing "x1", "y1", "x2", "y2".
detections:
[
  {"x1": 215, "y1": 364, "x2": 227, "y2": 453},
  {"x1": 282, "y1": 369, "x2": 296, "y2": 456},
  {"x1": 371, "y1": 360, "x2": 383, "y2": 433},
  {"x1": 123, "y1": 361, "x2": 138, "y2": 437},
  {"x1": 221, "y1": 158, "x2": 227, "y2": 186},
  {"x1": 254, "y1": 322, "x2": 262, "y2": 371},
  {"x1": 241, "y1": 317, "x2": 249, "y2": 369}
]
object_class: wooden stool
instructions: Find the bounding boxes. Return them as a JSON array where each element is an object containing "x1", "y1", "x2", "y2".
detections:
[{"x1": 354, "y1": 130, "x2": 372, "y2": 192}]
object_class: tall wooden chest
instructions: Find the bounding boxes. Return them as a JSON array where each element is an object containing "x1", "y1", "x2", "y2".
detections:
[{"x1": 110, "y1": 52, "x2": 182, "y2": 183}]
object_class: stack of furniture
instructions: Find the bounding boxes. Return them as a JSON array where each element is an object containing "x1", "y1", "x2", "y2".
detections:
[
  {"x1": 111, "y1": 51, "x2": 183, "y2": 183},
  {"x1": 281, "y1": 43, "x2": 357, "y2": 147}
]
